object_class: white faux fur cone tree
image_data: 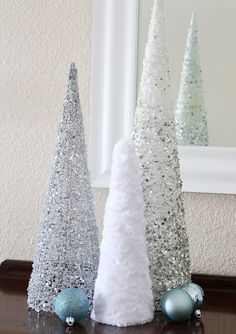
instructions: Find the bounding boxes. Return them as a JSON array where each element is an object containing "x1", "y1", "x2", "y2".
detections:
[{"x1": 91, "y1": 139, "x2": 154, "y2": 327}]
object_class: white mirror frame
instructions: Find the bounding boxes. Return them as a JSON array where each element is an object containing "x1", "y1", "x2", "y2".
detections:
[{"x1": 89, "y1": 0, "x2": 236, "y2": 194}]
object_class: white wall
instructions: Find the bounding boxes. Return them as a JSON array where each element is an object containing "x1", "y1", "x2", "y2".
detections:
[{"x1": 0, "y1": 0, "x2": 235, "y2": 276}]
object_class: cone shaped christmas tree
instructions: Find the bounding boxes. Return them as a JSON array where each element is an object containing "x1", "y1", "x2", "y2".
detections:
[
  {"x1": 176, "y1": 13, "x2": 208, "y2": 146},
  {"x1": 133, "y1": 0, "x2": 191, "y2": 310},
  {"x1": 91, "y1": 139, "x2": 154, "y2": 327},
  {"x1": 27, "y1": 63, "x2": 99, "y2": 313}
]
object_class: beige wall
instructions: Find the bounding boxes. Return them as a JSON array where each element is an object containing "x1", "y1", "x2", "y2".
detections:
[{"x1": 0, "y1": 0, "x2": 235, "y2": 276}]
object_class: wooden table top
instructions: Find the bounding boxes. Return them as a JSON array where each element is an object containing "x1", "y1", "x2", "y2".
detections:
[{"x1": 0, "y1": 277, "x2": 235, "y2": 334}]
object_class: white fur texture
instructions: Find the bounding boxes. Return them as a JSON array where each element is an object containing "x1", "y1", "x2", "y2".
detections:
[{"x1": 91, "y1": 139, "x2": 154, "y2": 327}]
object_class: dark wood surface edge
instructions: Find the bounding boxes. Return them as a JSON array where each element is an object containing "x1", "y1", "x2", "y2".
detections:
[{"x1": 1, "y1": 259, "x2": 236, "y2": 293}]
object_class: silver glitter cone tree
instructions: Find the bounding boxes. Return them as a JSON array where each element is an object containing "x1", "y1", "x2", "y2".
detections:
[
  {"x1": 91, "y1": 139, "x2": 154, "y2": 327},
  {"x1": 27, "y1": 63, "x2": 99, "y2": 313},
  {"x1": 176, "y1": 13, "x2": 208, "y2": 146},
  {"x1": 133, "y1": 0, "x2": 191, "y2": 310}
]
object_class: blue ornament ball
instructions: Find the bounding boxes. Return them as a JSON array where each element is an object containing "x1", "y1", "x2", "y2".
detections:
[
  {"x1": 161, "y1": 288, "x2": 194, "y2": 322},
  {"x1": 54, "y1": 288, "x2": 89, "y2": 324},
  {"x1": 182, "y1": 283, "x2": 205, "y2": 310}
]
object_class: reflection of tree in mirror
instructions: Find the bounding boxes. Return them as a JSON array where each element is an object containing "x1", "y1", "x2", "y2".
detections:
[{"x1": 176, "y1": 13, "x2": 209, "y2": 146}]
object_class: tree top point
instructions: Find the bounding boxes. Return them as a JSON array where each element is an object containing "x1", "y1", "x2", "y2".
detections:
[
  {"x1": 69, "y1": 62, "x2": 77, "y2": 80},
  {"x1": 191, "y1": 12, "x2": 197, "y2": 27}
]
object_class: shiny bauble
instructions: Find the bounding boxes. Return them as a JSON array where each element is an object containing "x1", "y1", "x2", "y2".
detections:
[
  {"x1": 182, "y1": 283, "x2": 205, "y2": 310},
  {"x1": 54, "y1": 288, "x2": 89, "y2": 325},
  {"x1": 161, "y1": 288, "x2": 194, "y2": 322}
]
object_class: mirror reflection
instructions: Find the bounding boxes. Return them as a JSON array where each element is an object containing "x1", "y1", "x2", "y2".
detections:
[{"x1": 138, "y1": 0, "x2": 236, "y2": 147}]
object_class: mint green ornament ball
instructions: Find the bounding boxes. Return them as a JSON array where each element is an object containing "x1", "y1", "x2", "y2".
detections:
[
  {"x1": 161, "y1": 288, "x2": 194, "y2": 322},
  {"x1": 182, "y1": 283, "x2": 205, "y2": 310}
]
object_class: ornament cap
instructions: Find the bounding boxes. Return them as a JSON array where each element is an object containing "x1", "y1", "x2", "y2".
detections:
[
  {"x1": 194, "y1": 309, "x2": 202, "y2": 319},
  {"x1": 66, "y1": 316, "x2": 75, "y2": 326}
]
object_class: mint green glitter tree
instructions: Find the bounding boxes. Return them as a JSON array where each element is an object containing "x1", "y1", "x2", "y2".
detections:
[
  {"x1": 133, "y1": 0, "x2": 191, "y2": 310},
  {"x1": 176, "y1": 13, "x2": 208, "y2": 146}
]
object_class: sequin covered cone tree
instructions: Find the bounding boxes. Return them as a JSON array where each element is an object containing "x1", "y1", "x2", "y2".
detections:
[
  {"x1": 91, "y1": 139, "x2": 154, "y2": 327},
  {"x1": 176, "y1": 13, "x2": 208, "y2": 145},
  {"x1": 27, "y1": 63, "x2": 99, "y2": 313},
  {"x1": 133, "y1": 0, "x2": 191, "y2": 310}
]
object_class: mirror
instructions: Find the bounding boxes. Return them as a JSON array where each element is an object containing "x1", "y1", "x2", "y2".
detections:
[
  {"x1": 138, "y1": 0, "x2": 236, "y2": 147},
  {"x1": 90, "y1": 0, "x2": 236, "y2": 193}
]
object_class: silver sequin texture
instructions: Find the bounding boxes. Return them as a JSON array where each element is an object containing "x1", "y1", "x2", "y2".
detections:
[
  {"x1": 133, "y1": 0, "x2": 191, "y2": 310},
  {"x1": 27, "y1": 63, "x2": 99, "y2": 313},
  {"x1": 176, "y1": 13, "x2": 208, "y2": 146}
]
